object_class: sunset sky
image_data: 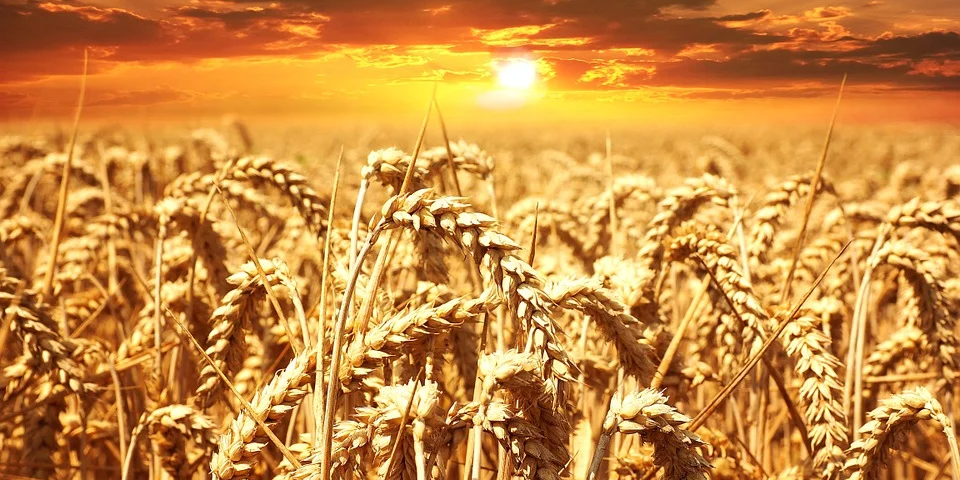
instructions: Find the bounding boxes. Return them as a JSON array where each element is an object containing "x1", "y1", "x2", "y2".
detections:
[{"x1": 1, "y1": 0, "x2": 958, "y2": 124}]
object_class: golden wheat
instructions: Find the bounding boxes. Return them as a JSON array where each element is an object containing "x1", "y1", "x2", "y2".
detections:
[{"x1": 2, "y1": 127, "x2": 959, "y2": 480}]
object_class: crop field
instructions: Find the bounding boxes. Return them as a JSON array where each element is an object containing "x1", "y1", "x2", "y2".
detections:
[{"x1": 1, "y1": 122, "x2": 959, "y2": 480}]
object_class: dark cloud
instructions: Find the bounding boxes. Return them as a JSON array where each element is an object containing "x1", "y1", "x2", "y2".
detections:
[
  {"x1": 192, "y1": 0, "x2": 738, "y2": 50},
  {"x1": 221, "y1": 0, "x2": 716, "y2": 21},
  {"x1": 855, "y1": 31, "x2": 960, "y2": 59},
  {"x1": 173, "y1": 6, "x2": 287, "y2": 30},
  {"x1": 0, "y1": 0, "x2": 338, "y2": 81},
  {"x1": 0, "y1": 1, "x2": 164, "y2": 80},
  {"x1": 645, "y1": 48, "x2": 960, "y2": 90},
  {"x1": 571, "y1": 15, "x2": 788, "y2": 53},
  {"x1": 0, "y1": 1, "x2": 164, "y2": 53},
  {"x1": 0, "y1": 0, "x2": 773, "y2": 73},
  {"x1": 716, "y1": 10, "x2": 772, "y2": 22},
  {"x1": 535, "y1": 26, "x2": 960, "y2": 94}
]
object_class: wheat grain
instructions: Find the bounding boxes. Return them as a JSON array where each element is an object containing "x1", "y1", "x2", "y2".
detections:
[{"x1": 844, "y1": 387, "x2": 960, "y2": 480}]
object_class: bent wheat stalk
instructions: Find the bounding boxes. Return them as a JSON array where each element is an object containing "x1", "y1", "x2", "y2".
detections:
[
  {"x1": 588, "y1": 389, "x2": 711, "y2": 480},
  {"x1": 844, "y1": 387, "x2": 960, "y2": 480}
]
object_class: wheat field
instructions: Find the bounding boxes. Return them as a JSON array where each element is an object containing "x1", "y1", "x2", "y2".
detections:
[{"x1": 1, "y1": 122, "x2": 959, "y2": 480}]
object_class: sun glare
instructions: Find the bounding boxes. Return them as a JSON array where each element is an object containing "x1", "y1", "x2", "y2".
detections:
[{"x1": 496, "y1": 59, "x2": 537, "y2": 90}]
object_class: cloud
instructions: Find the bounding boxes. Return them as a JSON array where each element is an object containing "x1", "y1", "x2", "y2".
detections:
[
  {"x1": 173, "y1": 6, "x2": 293, "y2": 30},
  {"x1": 0, "y1": 2, "x2": 164, "y2": 53},
  {"x1": 534, "y1": 26, "x2": 960, "y2": 94},
  {"x1": 173, "y1": 0, "x2": 773, "y2": 53},
  {"x1": 716, "y1": 10, "x2": 772, "y2": 23},
  {"x1": 856, "y1": 30, "x2": 960, "y2": 58},
  {"x1": 0, "y1": 1, "x2": 164, "y2": 80},
  {"x1": 0, "y1": 1, "x2": 336, "y2": 81},
  {"x1": 579, "y1": 61, "x2": 656, "y2": 88},
  {"x1": 87, "y1": 86, "x2": 197, "y2": 106},
  {"x1": 804, "y1": 6, "x2": 853, "y2": 21},
  {"x1": 533, "y1": 15, "x2": 788, "y2": 55},
  {"x1": 335, "y1": 46, "x2": 431, "y2": 68},
  {"x1": 911, "y1": 59, "x2": 960, "y2": 77},
  {"x1": 649, "y1": 47, "x2": 960, "y2": 91}
]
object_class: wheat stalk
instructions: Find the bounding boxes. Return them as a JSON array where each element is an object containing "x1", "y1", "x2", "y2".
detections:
[
  {"x1": 592, "y1": 389, "x2": 711, "y2": 480},
  {"x1": 378, "y1": 189, "x2": 579, "y2": 396},
  {"x1": 844, "y1": 387, "x2": 960, "y2": 480},
  {"x1": 781, "y1": 313, "x2": 848, "y2": 479},
  {"x1": 196, "y1": 258, "x2": 301, "y2": 408}
]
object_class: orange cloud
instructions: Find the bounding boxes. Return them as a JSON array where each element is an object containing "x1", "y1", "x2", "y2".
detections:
[
  {"x1": 579, "y1": 61, "x2": 656, "y2": 88},
  {"x1": 911, "y1": 59, "x2": 960, "y2": 77},
  {"x1": 472, "y1": 25, "x2": 555, "y2": 47},
  {"x1": 804, "y1": 6, "x2": 853, "y2": 21},
  {"x1": 335, "y1": 46, "x2": 431, "y2": 69}
]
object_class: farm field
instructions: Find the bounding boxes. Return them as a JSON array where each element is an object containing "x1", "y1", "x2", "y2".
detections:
[{"x1": 2, "y1": 122, "x2": 960, "y2": 479}]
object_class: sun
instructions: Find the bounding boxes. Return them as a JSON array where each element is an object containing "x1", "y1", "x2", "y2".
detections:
[{"x1": 496, "y1": 59, "x2": 537, "y2": 90}]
